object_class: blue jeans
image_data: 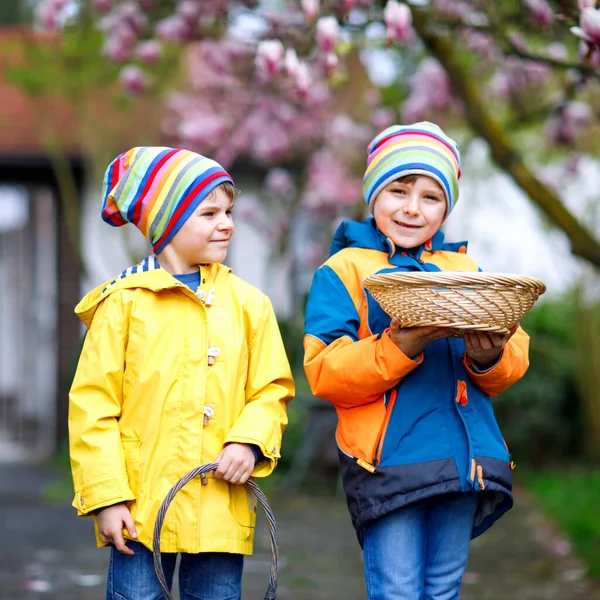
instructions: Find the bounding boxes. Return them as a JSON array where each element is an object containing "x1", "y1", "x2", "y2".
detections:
[
  {"x1": 362, "y1": 492, "x2": 479, "y2": 600},
  {"x1": 106, "y1": 541, "x2": 243, "y2": 600}
]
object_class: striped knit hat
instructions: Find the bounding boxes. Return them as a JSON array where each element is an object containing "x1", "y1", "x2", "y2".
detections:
[
  {"x1": 101, "y1": 147, "x2": 234, "y2": 255},
  {"x1": 362, "y1": 122, "x2": 461, "y2": 214}
]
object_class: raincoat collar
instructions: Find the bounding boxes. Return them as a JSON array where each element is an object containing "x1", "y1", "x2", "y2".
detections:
[{"x1": 76, "y1": 256, "x2": 231, "y2": 326}]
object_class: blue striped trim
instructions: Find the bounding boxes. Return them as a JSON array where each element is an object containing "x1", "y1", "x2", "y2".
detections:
[{"x1": 101, "y1": 255, "x2": 159, "y2": 294}]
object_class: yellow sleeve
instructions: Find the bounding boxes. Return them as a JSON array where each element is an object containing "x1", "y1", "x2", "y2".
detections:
[
  {"x1": 68, "y1": 294, "x2": 135, "y2": 516},
  {"x1": 464, "y1": 326, "x2": 530, "y2": 397},
  {"x1": 224, "y1": 296, "x2": 294, "y2": 477}
]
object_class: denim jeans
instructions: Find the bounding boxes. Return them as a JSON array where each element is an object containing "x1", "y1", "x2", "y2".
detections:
[
  {"x1": 362, "y1": 492, "x2": 479, "y2": 600},
  {"x1": 106, "y1": 541, "x2": 243, "y2": 600}
]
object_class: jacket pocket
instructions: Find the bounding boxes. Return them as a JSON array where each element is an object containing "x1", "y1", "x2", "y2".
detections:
[
  {"x1": 229, "y1": 484, "x2": 257, "y2": 530},
  {"x1": 122, "y1": 438, "x2": 141, "y2": 498}
]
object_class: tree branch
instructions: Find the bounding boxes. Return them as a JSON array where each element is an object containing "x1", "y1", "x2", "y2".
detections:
[{"x1": 412, "y1": 8, "x2": 600, "y2": 269}]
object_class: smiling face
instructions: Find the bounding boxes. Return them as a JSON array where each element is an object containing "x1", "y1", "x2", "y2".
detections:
[
  {"x1": 372, "y1": 175, "x2": 447, "y2": 250},
  {"x1": 158, "y1": 184, "x2": 235, "y2": 273}
]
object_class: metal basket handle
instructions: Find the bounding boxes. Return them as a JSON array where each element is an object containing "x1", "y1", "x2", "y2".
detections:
[{"x1": 152, "y1": 462, "x2": 279, "y2": 600}]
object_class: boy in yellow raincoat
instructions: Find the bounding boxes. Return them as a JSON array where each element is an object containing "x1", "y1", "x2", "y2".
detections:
[{"x1": 69, "y1": 147, "x2": 294, "y2": 600}]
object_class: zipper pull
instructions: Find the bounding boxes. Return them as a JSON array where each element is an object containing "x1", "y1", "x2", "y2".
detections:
[{"x1": 356, "y1": 458, "x2": 376, "y2": 473}]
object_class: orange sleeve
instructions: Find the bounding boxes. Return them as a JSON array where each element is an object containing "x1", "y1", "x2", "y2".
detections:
[
  {"x1": 464, "y1": 326, "x2": 530, "y2": 397},
  {"x1": 304, "y1": 329, "x2": 423, "y2": 408}
]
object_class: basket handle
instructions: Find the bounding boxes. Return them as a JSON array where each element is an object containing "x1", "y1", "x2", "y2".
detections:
[{"x1": 152, "y1": 462, "x2": 279, "y2": 600}]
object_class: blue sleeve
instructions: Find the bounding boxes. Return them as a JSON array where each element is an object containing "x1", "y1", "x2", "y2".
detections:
[{"x1": 304, "y1": 265, "x2": 360, "y2": 345}]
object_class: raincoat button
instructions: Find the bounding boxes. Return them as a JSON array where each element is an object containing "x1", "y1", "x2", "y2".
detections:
[{"x1": 207, "y1": 343, "x2": 220, "y2": 366}]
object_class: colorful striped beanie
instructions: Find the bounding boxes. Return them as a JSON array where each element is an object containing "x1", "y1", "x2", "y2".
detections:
[
  {"x1": 101, "y1": 147, "x2": 234, "y2": 255},
  {"x1": 362, "y1": 122, "x2": 461, "y2": 214}
]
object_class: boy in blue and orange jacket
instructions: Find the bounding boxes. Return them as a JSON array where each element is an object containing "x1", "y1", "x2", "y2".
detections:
[{"x1": 303, "y1": 122, "x2": 529, "y2": 600}]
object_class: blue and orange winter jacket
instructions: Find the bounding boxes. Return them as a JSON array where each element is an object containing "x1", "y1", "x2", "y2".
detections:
[{"x1": 303, "y1": 218, "x2": 529, "y2": 539}]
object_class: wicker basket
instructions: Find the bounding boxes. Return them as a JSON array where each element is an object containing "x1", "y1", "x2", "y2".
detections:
[{"x1": 363, "y1": 271, "x2": 546, "y2": 334}]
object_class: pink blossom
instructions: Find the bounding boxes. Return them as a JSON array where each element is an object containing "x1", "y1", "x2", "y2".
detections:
[
  {"x1": 401, "y1": 57, "x2": 453, "y2": 119},
  {"x1": 295, "y1": 62, "x2": 312, "y2": 96},
  {"x1": 408, "y1": 58, "x2": 451, "y2": 110},
  {"x1": 546, "y1": 42, "x2": 568, "y2": 61},
  {"x1": 590, "y1": 47, "x2": 600, "y2": 66},
  {"x1": 371, "y1": 107, "x2": 396, "y2": 130},
  {"x1": 112, "y1": 23, "x2": 138, "y2": 47},
  {"x1": 524, "y1": 0, "x2": 554, "y2": 27},
  {"x1": 579, "y1": 0, "x2": 596, "y2": 9},
  {"x1": 252, "y1": 124, "x2": 290, "y2": 164},
  {"x1": 119, "y1": 1, "x2": 147, "y2": 33},
  {"x1": 325, "y1": 52, "x2": 339, "y2": 73},
  {"x1": 327, "y1": 116, "x2": 372, "y2": 151},
  {"x1": 36, "y1": 0, "x2": 63, "y2": 31},
  {"x1": 178, "y1": 116, "x2": 228, "y2": 147},
  {"x1": 255, "y1": 40, "x2": 285, "y2": 80},
  {"x1": 301, "y1": 0, "x2": 320, "y2": 21},
  {"x1": 284, "y1": 48, "x2": 300, "y2": 78},
  {"x1": 136, "y1": 40, "x2": 163, "y2": 64},
  {"x1": 156, "y1": 15, "x2": 189, "y2": 43},
  {"x1": 522, "y1": 60, "x2": 550, "y2": 84},
  {"x1": 564, "y1": 100, "x2": 592, "y2": 124},
  {"x1": 302, "y1": 150, "x2": 362, "y2": 215},
  {"x1": 545, "y1": 101, "x2": 591, "y2": 145},
  {"x1": 488, "y1": 72, "x2": 511, "y2": 100},
  {"x1": 384, "y1": 0, "x2": 414, "y2": 44},
  {"x1": 431, "y1": 0, "x2": 468, "y2": 19},
  {"x1": 177, "y1": 0, "x2": 202, "y2": 23},
  {"x1": 119, "y1": 65, "x2": 148, "y2": 94},
  {"x1": 316, "y1": 16, "x2": 340, "y2": 53},
  {"x1": 265, "y1": 169, "x2": 295, "y2": 197},
  {"x1": 402, "y1": 94, "x2": 428, "y2": 122},
  {"x1": 93, "y1": 0, "x2": 113, "y2": 13},
  {"x1": 465, "y1": 31, "x2": 501, "y2": 63},
  {"x1": 103, "y1": 36, "x2": 133, "y2": 63},
  {"x1": 571, "y1": 8, "x2": 600, "y2": 47}
]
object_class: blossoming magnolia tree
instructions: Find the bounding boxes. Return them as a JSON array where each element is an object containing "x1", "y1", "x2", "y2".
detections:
[
  {"x1": 34, "y1": 0, "x2": 600, "y2": 270},
  {"x1": 29, "y1": 0, "x2": 600, "y2": 452}
]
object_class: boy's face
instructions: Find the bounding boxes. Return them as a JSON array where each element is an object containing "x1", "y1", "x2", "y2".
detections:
[
  {"x1": 372, "y1": 176, "x2": 447, "y2": 250},
  {"x1": 163, "y1": 186, "x2": 234, "y2": 268}
]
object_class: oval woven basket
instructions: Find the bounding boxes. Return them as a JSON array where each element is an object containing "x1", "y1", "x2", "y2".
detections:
[
  {"x1": 363, "y1": 271, "x2": 546, "y2": 334},
  {"x1": 153, "y1": 463, "x2": 279, "y2": 600}
]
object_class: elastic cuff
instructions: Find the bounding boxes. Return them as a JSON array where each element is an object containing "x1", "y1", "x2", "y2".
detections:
[{"x1": 249, "y1": 444, "x2": 264, "y2": 463}]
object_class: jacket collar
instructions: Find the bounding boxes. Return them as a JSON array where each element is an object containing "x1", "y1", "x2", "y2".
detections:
[{"x1": 329, "y1": 218, "x2": 466, "y2": 262}]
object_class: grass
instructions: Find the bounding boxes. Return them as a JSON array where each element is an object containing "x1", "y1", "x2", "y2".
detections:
[{"x1": 526, "y1": 467, "x2": 600, "y2": 579}]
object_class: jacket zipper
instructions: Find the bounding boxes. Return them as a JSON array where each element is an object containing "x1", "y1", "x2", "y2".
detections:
[
  {"x1": 446, "y1": 338, "x2": 478, "y2": 489},
  {"x1": 371, "y1": 389, "x2": 398, "y2": 468}
]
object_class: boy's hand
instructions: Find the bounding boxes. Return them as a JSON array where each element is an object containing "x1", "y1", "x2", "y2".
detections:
[
  {"x1": 214, "y1": 443, "x2": 256, "y2": 485},
  {"x1": 97, "y1": 503, "x2": 137, "y2": 555},
  {"x1": 389, "y1": 318, "x2": 459, "y2": 359},
  {"x1": 464, "y1": 324, "x2": 519, "y2": 370}
]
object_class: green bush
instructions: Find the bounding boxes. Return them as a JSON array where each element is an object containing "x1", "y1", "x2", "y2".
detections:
[
  {"x1": 528, "y1": 468, "x2": 600, "y2": 579},
  {"x1": 494, "y1": 293, "x2": 584, "y2": 465}
]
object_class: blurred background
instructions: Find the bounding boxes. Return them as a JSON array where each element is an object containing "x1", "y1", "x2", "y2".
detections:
[{"x1": 0, "y1": 0, "x2": 599, "y2": 598}]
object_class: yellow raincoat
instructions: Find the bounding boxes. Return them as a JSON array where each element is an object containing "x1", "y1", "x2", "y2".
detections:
[{"x1": 69, "y1": 257, "x2": 294, "y2": 554}]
